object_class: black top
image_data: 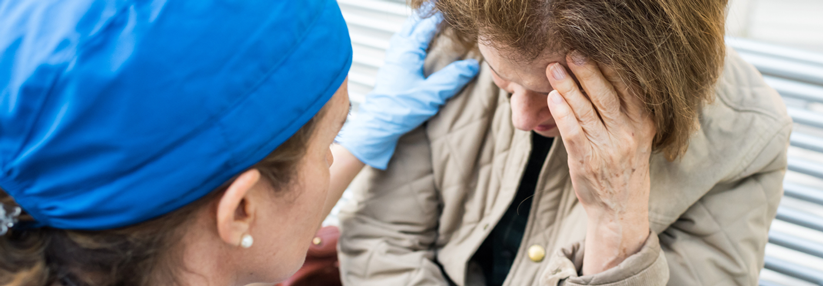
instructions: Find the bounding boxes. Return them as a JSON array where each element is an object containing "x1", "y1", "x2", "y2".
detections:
[{"x1": 470, "y1": 133, "x2": 554, "y2": 286}]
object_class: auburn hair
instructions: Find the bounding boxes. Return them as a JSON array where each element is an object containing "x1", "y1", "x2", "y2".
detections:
[
  {"x1": 412, "y1": 0, "x2": 728, "y2": 160},
  {"x1": 0, "y1": 106, "x2": 326, "y2": 286}
]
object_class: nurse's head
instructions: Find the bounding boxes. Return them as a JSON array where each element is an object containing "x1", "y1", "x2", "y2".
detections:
[
  {"x1": 0, "y1": 0, "x2": 351, "y2": 285},
  {"x1": 0, "y1": 83, "x2": 350, "y2": 285},
  {"x1": 415, "y1": 0, "x2": 727, "y2": 159}
]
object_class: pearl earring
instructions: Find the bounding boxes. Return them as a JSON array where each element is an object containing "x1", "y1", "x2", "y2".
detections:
[{"x1": 240, "y1": 234, "x2": 254, "y2": 248}]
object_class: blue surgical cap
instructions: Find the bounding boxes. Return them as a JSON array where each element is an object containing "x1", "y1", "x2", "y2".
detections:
[{"x1": 0, "y1": 0, "x2": 352, "y2": 230}]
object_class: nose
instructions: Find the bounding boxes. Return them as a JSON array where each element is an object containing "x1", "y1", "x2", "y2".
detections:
[{"x1": 509, "y1": 87, "x2": 552, "y2": 131}]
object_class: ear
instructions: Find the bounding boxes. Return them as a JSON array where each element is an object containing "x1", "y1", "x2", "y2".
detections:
[{"x1": 216, "y1": 169, "x2": 261, "y2": 247}]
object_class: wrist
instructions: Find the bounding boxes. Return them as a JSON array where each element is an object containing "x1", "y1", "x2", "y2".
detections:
[
  {"x1": 586, "y1": 212, "x2": 649, "y2": 248},
  {"x1": 584, "y1": 202, "x2": 649, "y2": 226},
  {"x1": 582, "y1": 206, "x2": 650, "y2": 275},
  {"x1": 336, "y1": 123, "x2": 399, "y2": 170}
]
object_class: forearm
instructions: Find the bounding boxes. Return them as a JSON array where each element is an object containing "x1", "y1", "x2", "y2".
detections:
[{"x1": 322, "y1": 144, "x2": 365, "y2": 220}]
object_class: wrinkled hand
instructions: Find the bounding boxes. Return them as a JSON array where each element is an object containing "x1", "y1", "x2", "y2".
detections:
[
  {"x1": 336, "y1": 12, "x2": 479, "y2": 170},
  {"x1": 546, "y1": 51, "x2": 656, "y2": 274}
]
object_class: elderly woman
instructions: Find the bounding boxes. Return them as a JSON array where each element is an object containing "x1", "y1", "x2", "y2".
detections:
[
  {"x1": 0, "y1": 0, "x2": 477, "y2": 285},
  {"x1": 336, "y1": 0, "x2": 792, "y2": 285}
]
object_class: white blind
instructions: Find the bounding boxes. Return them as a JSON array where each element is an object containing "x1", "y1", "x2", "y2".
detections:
[
  {"x1": 323, "y1": 1, "x2": 409, "y2": 227},
  {"x1": 338, "y1": 0, "x2": 410, "y2": 107}
]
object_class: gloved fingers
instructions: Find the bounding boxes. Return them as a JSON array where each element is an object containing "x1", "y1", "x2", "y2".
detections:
[
  {"x1": 423, "y1": 59, "x2": 480, "y2": 100},
  {"x1": 397, "y1": 9, "x2": 422, "y2": 38},
  {"x1": 408, "y1": 13, "x2": 443, "y2": 53},
  {"x1": 397, "y1": 8, "x2": 443, "y2": 42},
  {"x1": 378, "y1": 12, "x2": 445, "y2": 90},
  {"x1": 388, "y1": 12, "x2": 443, "y2": 66}
]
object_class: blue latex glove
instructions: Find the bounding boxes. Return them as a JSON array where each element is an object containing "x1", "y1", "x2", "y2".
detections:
[{"x1": 336, "y1": 12, "x2": 480, "y2": 170}]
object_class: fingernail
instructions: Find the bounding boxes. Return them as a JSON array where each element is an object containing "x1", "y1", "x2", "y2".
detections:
[
  {"x1": 571, "y1": 51, "x2": 587, "y2": 66},
  {"x1": 550, "y1": 90, "x2": 563, "y2": 103},
  {"x1": 551, "y1": 64, "x2": 566, "y2": 80}
]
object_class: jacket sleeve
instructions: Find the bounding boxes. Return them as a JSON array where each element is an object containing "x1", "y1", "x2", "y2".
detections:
[
  {"x1": 337, "y1": 126, "x2": 448, "y2": 286},
  {"x1": 540, "y1": 123, "x2": 791, "y2": 285}
]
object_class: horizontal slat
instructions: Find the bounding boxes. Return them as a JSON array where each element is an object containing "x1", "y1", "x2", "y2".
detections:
[
  {"x1": 764, "y1": 76, "x2": 823, "y2": 104},
  {"x1": 763, "y1": 256, "x2": 823, "y2": 285},
  {"x1": 759, "y1": 280, "x2": 785, "y2": 286},
  {"x1": 343, "y1": 13, "x2": 403, "y2": 33},
  {"x1": 727, "y1": 37, "x2": 823, "y2": 67},
  {"x1": 349, "y1": 92, "x2": 366, "y2": 105},
  {"x1": 775, "y1": 207, "x2": 823, "y2": 232},
  {"x1": 790, "y1": 133, "x2": 823, "y2": 154},
  {"x1": 348, "y1": 72, "x2": 376, "y2": 88},
  {"x1": 784, "y1": 182, "x2": 823, "y2": 206},
  {"x1": 788, "y1": 157, "x2": 823, "y2": 179},
  {"x1": 788, "y1": 106, "x2": 823, "y2": 129},
  {"x1": 769, "y1": 231, "x2": 823, "y2": 259},
  {"x1": 353, "y1": 54, "x2": 383, "y2": 69},
  {"x1": 338, "y1": 0, "x2": 410, "y2": 16},
  {"x1": 758, "y1": 279, "x2": 786, "y2": 286},
  {"x1": 351, "y1": 34, "x2": 390, "y2": 50},
  {"x1": 738, "y1": 51, "x2": 823, "y2": 86}
]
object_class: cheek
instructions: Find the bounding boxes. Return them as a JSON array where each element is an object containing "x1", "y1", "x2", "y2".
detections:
[
  {"x1": 301, "y1": 156, "x2": 331, "y2": 221},
  {"x1": 286, "y1": 156, "x2": 332, "y2": 240},
  {"x1": 251, "y1": 150, "x2": 332, "y2": 281},
  {"x1": 280, "y1": 158, "x2": 331, "y2": 267}
]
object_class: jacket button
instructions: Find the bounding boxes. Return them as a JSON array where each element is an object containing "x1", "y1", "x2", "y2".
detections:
[{"x1": 528, "y1": 245, "x2": 545, "y2": 262}]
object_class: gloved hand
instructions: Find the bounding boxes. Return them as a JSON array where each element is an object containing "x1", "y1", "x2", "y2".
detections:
[{"x1": 336, "y1": 12, "x2": 480, "y2": 170}]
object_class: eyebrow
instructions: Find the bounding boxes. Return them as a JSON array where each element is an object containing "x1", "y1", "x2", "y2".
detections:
[
  {"x1": 487, "y1": 63, "x2": 552, "y2": 95},
  {"x1": 486, "y1": 63, "x2": 507, "y2": 82}
]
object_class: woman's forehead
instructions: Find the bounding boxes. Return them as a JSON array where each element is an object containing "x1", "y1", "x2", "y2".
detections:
[{"x1": 478, "y1": 41, "x2": 567, "y2": 93}]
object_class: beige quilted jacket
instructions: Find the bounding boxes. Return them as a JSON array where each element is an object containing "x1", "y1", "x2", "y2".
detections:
[{"x1": 337, "y1": 36, "x2": 792, "y2": 285}]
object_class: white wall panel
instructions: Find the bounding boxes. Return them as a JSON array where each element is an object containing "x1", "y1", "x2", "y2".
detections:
[{"x1": 338, "y1": 0, "x2": 409, "y2": 107}]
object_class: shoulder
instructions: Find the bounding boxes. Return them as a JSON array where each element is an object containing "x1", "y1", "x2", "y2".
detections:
[
  {"x1": 711, "y1": 46, "x2": 792, "y2": 129},
  {"x1": 647, "y1": 46, "x2": 792, "y2": 230},
  {"x1": 699, "y1": 45, "x2": 792, "y2": 180},
  {"x1": 423, "y1": 33, "x2": 510, "y2": 142}
]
